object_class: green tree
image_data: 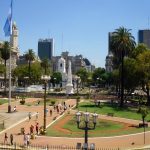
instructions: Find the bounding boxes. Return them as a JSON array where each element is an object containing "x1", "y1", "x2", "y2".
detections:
[
  {"x1": 137, "y1": 50, "x2": 150, "y2": 105},
  {"x1": 112, "y1": 69, "x2": 120, "y2": 94},
  {"x1": 0, "y1": 41, "x2": 10, "y2": 93},
  {"x1": 51, "y1": 72, "x2": 62, "y2": 86},
  {"x1": 92, "y1": 67, "x2": 105, "y2": 87},
  {"x1": 41, "y1": 58, "x2": 50, "y2": 75},
  {"x1": 76, "y1": 68, "x2": 89, "y2": 88},
  {"x1": 13, "y1": 62, "x2": 43, "y2": 85},
  {"x1": 0, "y1": 64, "x2": 5, "y2": 74},
  {"x1": 139, "y1": 106, "x2": 148, "y2": 126},
  {"x1": 130, "y1": 43, "x2": 148, "y2": 59},
  {"x1": 24, "y1": 49, "x2": 35, "y2": 81},
  {"x1": 123, "y1": 58, "x2": 139, "y2": 94},
  {"x1": 111, "y1": 27, "x2": 136, "y2": 107}
]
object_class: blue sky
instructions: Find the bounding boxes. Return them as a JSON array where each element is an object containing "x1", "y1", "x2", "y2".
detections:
[{"x1": 0, "y1": 0, "x2": 150, "y2": 67}]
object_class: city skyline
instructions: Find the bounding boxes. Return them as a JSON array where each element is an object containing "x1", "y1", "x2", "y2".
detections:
[{"x1": 0, "y1": 0, "x2": 150, "y2": 67}]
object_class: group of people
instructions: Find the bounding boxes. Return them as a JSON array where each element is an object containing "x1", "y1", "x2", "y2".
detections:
[
  {"x1": 4, "y1": 133, "x2": 13, "y2": 145},
  {"x1": 30, "y1": 123, "x2": 39, "y2": 135}
]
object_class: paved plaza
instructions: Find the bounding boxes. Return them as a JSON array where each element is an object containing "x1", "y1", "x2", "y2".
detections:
[{"x1": 0, "y1": 98, "x2": 150, "y2": 149}]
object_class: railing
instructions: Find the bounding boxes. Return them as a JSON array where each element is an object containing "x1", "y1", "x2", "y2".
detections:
[
  {"x1": 1, "y1": 142, "x2": 150, "y2": 150},
  {"x1": 0, "y1": 142, "x2": 121, "y2": 150}
]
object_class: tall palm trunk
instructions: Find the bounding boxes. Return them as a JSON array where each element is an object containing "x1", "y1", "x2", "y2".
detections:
[
  {"x1": 120, "y1": 52, "x2": 124, "y2": 107},
  {"x1": 29, "y1": 61, "x2": 31, "y2": 81},
  {"x1": 146, "y1": 86, "x2": 150, "y2": 106},
  {"x1": 44, "y1": 67, "x2": 47, "y2": 75}
]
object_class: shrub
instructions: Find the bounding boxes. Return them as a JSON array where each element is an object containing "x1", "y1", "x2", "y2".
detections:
[
  {"x1": 20, "y1": 96, "x2": 25, "y2": 105},
  {"x1": 50, "y1": 99, "x2": 56, "y2": 106}
]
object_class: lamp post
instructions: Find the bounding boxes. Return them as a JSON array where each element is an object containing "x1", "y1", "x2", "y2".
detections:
[
  {"x1": 41, "y1": 75, "x2": 51, "y2": 134},
  {"x1": 76, "y1": 112, "x2": 98, "y2": 150}
]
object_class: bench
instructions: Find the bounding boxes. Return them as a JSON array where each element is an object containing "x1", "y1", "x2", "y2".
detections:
[
  {"x1": 139, "y1": 123, "x2": 148, "y2": 128},
  {"x1": 107, "y1": 113, "x2": 114, "y2": 117}
]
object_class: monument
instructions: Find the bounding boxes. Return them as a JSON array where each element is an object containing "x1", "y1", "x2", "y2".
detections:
[{"x1": 66, "y1": 60, "x2": 74, "y2": 94}]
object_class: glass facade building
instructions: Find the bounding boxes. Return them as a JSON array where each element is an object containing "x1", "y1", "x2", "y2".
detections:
[
  {"x1": 138, "y1": 30, "x2": 150, "y2": 48},
  {"x1": 38, "y1": 39, "x2": 54, "y2": 60}
]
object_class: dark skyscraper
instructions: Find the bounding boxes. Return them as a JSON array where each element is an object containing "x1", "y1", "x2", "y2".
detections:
[
  {"x1": 138, "y1": 30, "x2": 150, "y2": 48},
  {"x1": 38, "y1": 39, "x2": 54, "y2": 60}
]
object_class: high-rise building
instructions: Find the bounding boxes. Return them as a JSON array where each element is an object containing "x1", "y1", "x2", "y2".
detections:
[
  {"x1": 138, "y1": 29, "x2": 150, "y2": 48},
  {"x1": 38, "y1": 38, "x2": 54, "y2": 61}
]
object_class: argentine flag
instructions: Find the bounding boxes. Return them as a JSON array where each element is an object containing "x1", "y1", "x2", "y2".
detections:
[{"x1": 3, "y1": 0, "x2": 13, "y2": 37}]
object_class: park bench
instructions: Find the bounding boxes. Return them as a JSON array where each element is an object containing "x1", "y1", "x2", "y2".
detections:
[
  {"x1": 107, "y1": 113, "x2": 114, "y2": 117},
  {"x1": 139, "y1": 123, "x2": 148, "y2": 128}
]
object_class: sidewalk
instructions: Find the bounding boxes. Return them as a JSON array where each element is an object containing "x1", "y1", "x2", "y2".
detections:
[{"x1": 0, "y1": 98, "x2": 76, "y2": 144}]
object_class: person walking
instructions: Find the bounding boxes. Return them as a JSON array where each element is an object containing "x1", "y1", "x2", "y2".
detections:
[
  {"x1": 23, "y1": 133, "x2": 27, "y2": 146},
  {"x1": 4, "y1": 133, "x2": 8, "y2": 144},
  {"x1": 36, "y1": 112, "x2": 39, "y2": 120},
  {"x1": 28, "y1": 112, "x2": 31, "y2": 121},
  {"x1": 49, "y1": 109, "x2": 52, "y2": 117},
  {"x1": 10, "y1": 134, "x2": 13, "y2": 145},
  {"x1": 27, "y1": 133, "x2": 30, "y2": 147},
  {"x1": 35, "y1": 123, "x2": 39, "y2": 135},
  {"x1": 30, "y1": 125, "x2": 34, "y2": 134}
]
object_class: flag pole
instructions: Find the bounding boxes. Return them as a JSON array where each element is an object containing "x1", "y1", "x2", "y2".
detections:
[
  {"x1": 8, "y1": 0, "x2": 13, "y2": 113},
  {"x1": 8, "y1": 42, "x2": 12, "y2": 113},
  {"x1": 3, "y1": 0, "x2": 13, "y2": 113}
]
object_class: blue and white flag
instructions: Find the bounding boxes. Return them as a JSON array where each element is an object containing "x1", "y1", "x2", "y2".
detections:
[{"x1": 3, "y1": 0, "x2": 13, "y2": 37}]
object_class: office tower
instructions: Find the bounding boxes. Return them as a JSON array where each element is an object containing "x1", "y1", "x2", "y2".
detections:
[
  {"x1": 38, "y1": 38, "x2": 54, "y2": 60},
  {"x1": 138, "y1": 30, "x2": 150, "y2": 48}
]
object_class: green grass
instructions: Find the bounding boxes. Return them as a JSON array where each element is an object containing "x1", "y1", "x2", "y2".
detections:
[
  {"x1": 46, "y1": 115, "x2": 150, "y2": 137},
  {"x1": 77, "y1": 101, "x2": 150, "y2": 120},
  {"x1": 0, "y1": 99, "x2": 8, "y2": 105}
]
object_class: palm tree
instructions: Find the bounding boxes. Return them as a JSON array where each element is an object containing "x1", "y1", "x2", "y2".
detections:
[
  {"x1": 25, "y1": 49, "x2": 35, "y2": 81},
  {"x1": 111, "y1": 27, "x2": 135, "y2": 107},
  {"x1": 41, "y1": 58, "x2": 50, "y2": 75},
  {"x1": 0, "y1": 41, "x2": 10, "y2": 93}
]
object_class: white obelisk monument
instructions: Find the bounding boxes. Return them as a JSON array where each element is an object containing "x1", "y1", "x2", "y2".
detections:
[{"x1": 66, "y1": 60, "x2": 74, "y2": 94}]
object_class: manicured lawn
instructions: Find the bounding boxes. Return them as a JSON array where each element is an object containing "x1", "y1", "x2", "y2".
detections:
[
  {"x1": 46, "y1": 114, "x2": 150, "y2": 137},
  {"x1": 77, "y1": 101, "x2": 150, "y2": 121},
  {"x1": 0, "y1": 99, "x2": 8, "y2": 105}
]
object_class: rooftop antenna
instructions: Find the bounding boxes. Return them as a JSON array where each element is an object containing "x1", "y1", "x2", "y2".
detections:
[
  {"x1": 61, "y1": 33, "x2": 64, "y2": 54},
  {"x1": 148, "y1": 16, "x2": 150, "y2": 30}
]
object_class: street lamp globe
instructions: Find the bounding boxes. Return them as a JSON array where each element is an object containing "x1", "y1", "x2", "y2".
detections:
[
  {"x1": 84, "y1": 112, "x2": 90, "y2": 123},
  {"x1": 76, "y1": 112, "x2": 81, "y2": 123},
  {"x1": 92, "y1": 113, "x2": 98, "y2": 124}
]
